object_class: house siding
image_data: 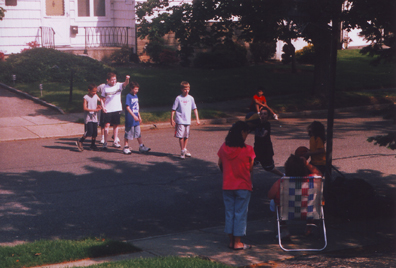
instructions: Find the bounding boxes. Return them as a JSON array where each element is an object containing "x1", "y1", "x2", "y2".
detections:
[
  {"x1": 0, "y1": 0, "x2": 137, "y2": 56},
  {"x1": 0, "y1": 0, "x2": 42, "y2": 53}
]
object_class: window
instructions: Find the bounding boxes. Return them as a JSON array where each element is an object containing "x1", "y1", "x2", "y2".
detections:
[
  {"x1": 94, "y1": 0, "x2": 105, "y2": 16},
  {"x1": 78, "y1": 0, "x2": 105, "y2": 17},
  {"x1": 5, "y1": 0, "x2": 17, "y2": 6},
  {"x1": 46, "y1": 0, "x2": 65, "y2": 16},
  {"x1": 78, "y1": 0, "x2": 90, "y2": 17}
]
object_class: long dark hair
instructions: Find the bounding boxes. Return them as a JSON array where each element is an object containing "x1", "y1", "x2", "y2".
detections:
[
  {"x1": 308, "y1": 121, "x2": 326, "y2": 143},
  {"x1": 225, "y1": 121, "x2": 250, "y2": 148}
]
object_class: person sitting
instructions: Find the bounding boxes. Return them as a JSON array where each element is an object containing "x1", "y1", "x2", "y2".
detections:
[
  {"x1": 249, "y1": 86, "x2": 278, "y2": 120},
  {"x1": 268, "y1": 154, "x2": 322, "y2": 238}
]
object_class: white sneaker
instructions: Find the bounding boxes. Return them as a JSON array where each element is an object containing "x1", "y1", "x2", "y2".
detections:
[
  {"x1": 113, "y1": 141, "x2": 121, "y2": 148},
  {"x1": 102, "y1": 142, "x2": 108, "y2": 151},
  {"x1": 123, "y1": 147, "x2": 132, "y2": 154},
  {"x1": 185, "y1": 149, "x2": 191, "y2": 157},
  {"x1": 139, "y1": 145, "x2": 151, "y2": 153},
  {"x1": 180, "y1": 150, "x2": 186, "y2": 159},
  {"x1": 273, "y1": 114, "x2": 279, "y2": 120}
]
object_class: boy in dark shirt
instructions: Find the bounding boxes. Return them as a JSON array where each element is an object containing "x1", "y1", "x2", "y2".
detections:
[{"x1": 254, "y1": 107, "x2": 283, "y2": 176}]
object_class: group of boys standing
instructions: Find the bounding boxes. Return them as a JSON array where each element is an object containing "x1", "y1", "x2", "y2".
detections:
[{"x1": 76, "y1": 73, "x2": 200, "y2": 159}]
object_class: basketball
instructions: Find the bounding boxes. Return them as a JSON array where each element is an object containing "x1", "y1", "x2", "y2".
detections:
[{"x1": 295, "y1": 146, "x2": 309, "y2": 159}]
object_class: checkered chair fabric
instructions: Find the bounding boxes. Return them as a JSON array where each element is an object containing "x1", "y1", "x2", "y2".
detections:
[{"x1": 279, "y1": 176, "x2": 323, "y2": 221}]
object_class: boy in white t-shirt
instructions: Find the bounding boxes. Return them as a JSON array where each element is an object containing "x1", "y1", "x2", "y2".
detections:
[
  {"x1": 100, "y1": 72, "x2": 130, "y2": 150},
  {"x1": 171, "y1": 81, "x2": 200, "y2": 159}
]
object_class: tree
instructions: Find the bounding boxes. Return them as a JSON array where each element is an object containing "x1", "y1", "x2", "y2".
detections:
[
  {"x1": 368, "y1": 133, "x2": 396, "y2": 150},
  {"x1": 344, "y1": 0, "x2": 396, "y2": 65},
  {"x1": 136, "y1": 0, "x2": 347, "y2": 95},
  {"x1": 345, "y1": 0, "x2": 396, "y2": 152}
]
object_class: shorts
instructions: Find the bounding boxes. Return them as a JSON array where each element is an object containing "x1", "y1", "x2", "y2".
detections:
[
  {"x1": 84, "y1": 122, "x2": 98, "y2": 138},
  {"x1": 257, "y1": 155, "x2": 275, "y2": 172},
  {"x1": 125, "y1": 125, "x2": 141, "y2": 140},
  {"x1": 103, "y1": 111, "x2": 121, "y2": 125},
  {"x1": 174, "y1": 124, "x2": 190, "y2": 139}
]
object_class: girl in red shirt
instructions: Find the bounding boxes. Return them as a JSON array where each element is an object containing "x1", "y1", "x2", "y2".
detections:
[{"x1": 218, "y1": 121, "x2": 255, "y2": 250}]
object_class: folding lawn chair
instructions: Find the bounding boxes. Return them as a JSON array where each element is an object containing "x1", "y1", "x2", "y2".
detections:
[{"x1": 276, "y1": 176, "x2": 327, "y2": 251}]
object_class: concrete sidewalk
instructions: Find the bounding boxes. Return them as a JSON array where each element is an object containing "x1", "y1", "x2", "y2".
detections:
[
  {"x1": 0, "y1": 82, "x2": 391, "y2": 143},
  {"x1": 0, "y1": 103, "x2": 390, "y2": 143},
  {"x1": 32, "y1": 217, "x2": 395, "y2": 268}
]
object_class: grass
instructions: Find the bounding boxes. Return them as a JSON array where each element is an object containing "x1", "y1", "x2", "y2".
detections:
[
  {"x1": 79, "y1": 256, "x2": 231, "y2": 268},
  {"x1": 0, "y1": 238, "x2": 140, "y2": 268},
  {"x1": 0, "y1": 240, "x2": 230, "y2": 268},
  {"x1": 11, "y1": 49, "x2": 395, "y2": 117}
]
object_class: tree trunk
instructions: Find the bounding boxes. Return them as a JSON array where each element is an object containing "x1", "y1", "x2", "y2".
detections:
[
  {"x1": 311, "y1": 31, "x2": 332, "y2": 96},
  {"x1": 289, "y1": 40, "x2": 297, "y2": 74}
]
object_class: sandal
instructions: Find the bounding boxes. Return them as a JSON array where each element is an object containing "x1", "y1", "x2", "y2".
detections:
[{"x1": 234, "y1": 243, "x2": 252, "y2": 250}]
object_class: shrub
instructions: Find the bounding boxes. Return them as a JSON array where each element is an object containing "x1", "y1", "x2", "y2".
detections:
[
  {"x1": 109, "y1": 46, "x2": 131, "y2": 65},
  {"x1": 159, "y1": 48, "x2": 179, "y2": 65},
  {"x1": 249, "y1": 41, "x2": 276, "y2": 63},
  {"x1": 2, "y1": 48, "x2": 114, "y2": 83},
  {"x1": 193, "y1": 41, "x2": 248, "y2": 69},
  {"x1": 145, "y1": 39, "x2": 166, "y2": 64},
  {"x1": 295, "y1": 44, "x2": 315, "y2": 64},
  {"x1": 109, "y1": 45, "x2": 139, "y2": 65}
]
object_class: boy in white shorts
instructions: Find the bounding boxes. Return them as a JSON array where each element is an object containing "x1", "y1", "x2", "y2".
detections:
[
  {"x1": 123, "y1": 81, "x2": 150, "y2": 154},
  {"x1": 100, "y1": 72, "x2": 130, "y2": 150},
  {"x1": 171, "y1": 81, "x2": 200, "y2": 159}
]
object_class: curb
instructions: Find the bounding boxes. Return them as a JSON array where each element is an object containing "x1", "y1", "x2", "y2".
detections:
[
  {"x1": 0, "y1": 82, "x2": 65, "y2": 115},
  {"x1": 277, "y1": 103, "x2": 391, "y2": 118}
]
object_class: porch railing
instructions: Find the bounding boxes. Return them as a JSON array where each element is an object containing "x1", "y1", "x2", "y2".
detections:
[
  {"x1": 84, "y1": 27, "x2": 130, "y2": 50},
  {"x1": 40, "y1": 26, "x2": 55, "y2": 49}
]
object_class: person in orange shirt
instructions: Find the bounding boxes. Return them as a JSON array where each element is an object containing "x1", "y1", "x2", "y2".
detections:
[{"x1": 305, "y1": 121, "x2": 326, "y2": 174}]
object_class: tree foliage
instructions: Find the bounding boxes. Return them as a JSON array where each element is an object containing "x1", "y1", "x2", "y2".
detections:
[
  {"x1": 367, "y1": 133, "x2": 396, "y2": 150},
  {"x1": 136, "y1": 0, "x2": 394, "y2": 92},
  {"x1": 343, "y1": 0, "x2": 396, "y2": 65}
]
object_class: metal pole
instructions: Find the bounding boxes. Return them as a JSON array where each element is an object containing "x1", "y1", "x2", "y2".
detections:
[
  {"x1": 69, "y1": 70, "x2": 74, "y2": 104},
  {"x1": 325, "y1": 1, "x2": 341, "y2": 197}
]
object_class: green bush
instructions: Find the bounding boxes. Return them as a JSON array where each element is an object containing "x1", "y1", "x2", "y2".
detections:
[
  {"x1": 159, "y1": 48, "x2": 179, "y2": 65},
  {"x1": 295, "y1": 44, "x2": 315, "y2": 64},
  {"x1": 110, "y1": 46, "x2": 136, "y2": 65},
  {"x1": 1, "y1": 48, "x2": 114, "y2": 83},
  {"x1": 249, "y1": 41, "x2": 276, "y2": 63},
  {"x1": 193, "y1": 41, "x2": 248, "y2": 69},
  {"x1": 145, "y1": 39, "x2": 166, "y2": 64}
]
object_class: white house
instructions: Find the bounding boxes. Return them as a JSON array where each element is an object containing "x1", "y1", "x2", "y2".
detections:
[{"x1": 0, "y1": 0, "x2": 137, "y2": 59}]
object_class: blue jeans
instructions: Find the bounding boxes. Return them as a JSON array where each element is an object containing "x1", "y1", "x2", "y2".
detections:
[{"x1": 223, "y1": 190, "x2": 251, "y2": 237}]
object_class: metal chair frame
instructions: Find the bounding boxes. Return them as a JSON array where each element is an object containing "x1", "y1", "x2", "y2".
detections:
[{"x1": 276, "y1": 176, "x2": 327, "y2": 251}]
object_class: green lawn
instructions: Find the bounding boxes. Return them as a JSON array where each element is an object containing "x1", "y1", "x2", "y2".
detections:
[
  {"x1": 11, "y1": 49, "x2": 396, "y2": 117},
  {"x1": 0, "y1": 238, "x2": 140, "y2": 268}
]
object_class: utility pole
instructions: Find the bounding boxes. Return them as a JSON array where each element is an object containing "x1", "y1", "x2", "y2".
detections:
[{"x1": 325, "y1": 0, "x2": 342, "y2": 197}]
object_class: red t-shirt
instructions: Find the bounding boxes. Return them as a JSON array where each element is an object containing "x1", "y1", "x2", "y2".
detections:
[
  {"x1": 249, "y1": 94, "x2": 267, "y2": 111},
  {"x1": 217, "y1": 143, "x2": 256, "y2": 191}
]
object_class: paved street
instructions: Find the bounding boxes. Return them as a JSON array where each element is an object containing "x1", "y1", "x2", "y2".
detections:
[
  {"x1": 0, "y1": 85, "x2": 395, "y2": 267},
  {"x1": 1, "y1": 107, "x2": 395, "y2": 246}
]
